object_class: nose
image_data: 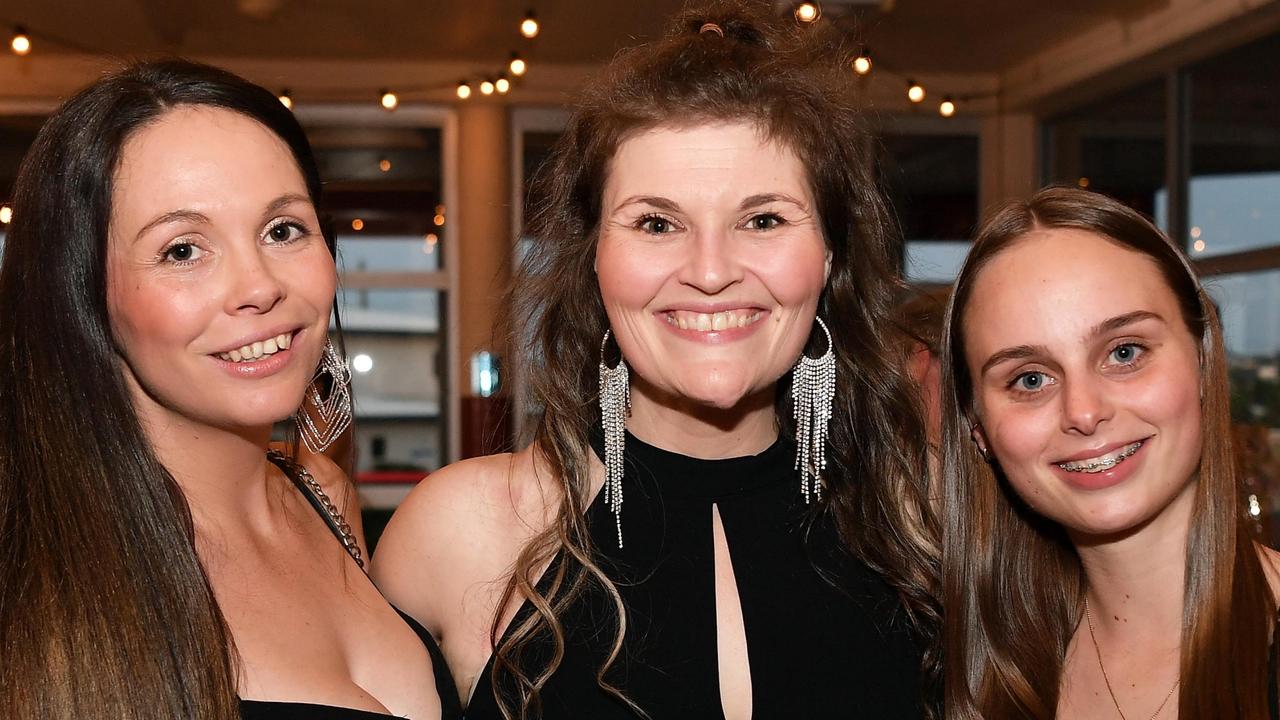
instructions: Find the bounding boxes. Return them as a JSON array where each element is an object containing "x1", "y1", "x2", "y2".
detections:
[
  {"x1": 678, "y1": 225, "x2": 743, "y2": 295},
  {"x1": 224, "y1": 245, "x2": 285, "y2": 315},
  {"x1": 1059, "y1": 375, "x2": 1114, "y2": 436}
]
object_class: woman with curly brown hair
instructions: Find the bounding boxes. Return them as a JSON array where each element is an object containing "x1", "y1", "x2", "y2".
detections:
[{"x1": 374, "y1": 3, "x2": 938, "y2": 718}]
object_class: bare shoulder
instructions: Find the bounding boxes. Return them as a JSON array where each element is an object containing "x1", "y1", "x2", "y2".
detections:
[
  {"x1": 1257, "y1": 543, "x2": 1280, "y2": 604},
  {"x1": 370, "y1": 445, "x2": 558, "y2": 633}
]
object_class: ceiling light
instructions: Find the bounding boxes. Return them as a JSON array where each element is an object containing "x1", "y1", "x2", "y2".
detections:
[
  {"x1": 852, "y1": 48, "x2": 871, "y2": 75},
  {"x1": 907, "y1": 80, "x2": 925, "y2": 103},
  {"x1": 794, "y1": 3, "x2": 820, "y2": 22},
  {"x1": 496, "y1": 76, "x2": 511, "y2": 94},
  {"x1": 480, "y1": 80, "x2": 495, "y2": 96},
  {"x1": 939, "y1": 98, "x2": 956, "y2": 117},
  {"x1": 10, "y1": 27, "x2": 31, "y2": 56},
  {"x1": 520, "y1": 11, "x2": 539, "y2": 38},
  {"x1": 380, "y1": 90, "x2": 399, "y2": 110},
  {"x1": 457, "y1": 81, "x2": 472, "y2": 99},
  {"x1": 509, "y1": 52, "x2": 527, "y2": 76},
  {"x1": 277, "y1": 89, "x2": 293, "y2": 109}
]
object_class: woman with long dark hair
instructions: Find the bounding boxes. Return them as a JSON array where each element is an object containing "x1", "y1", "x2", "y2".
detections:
[
  {"x1": 0, "y1": 60, "x2": 459, "y2": 719},
  {"x1": 942, "y1": 186, "x2": 1279, "y2": 718},
  {"x1": 373, "y1": 3, "x2": 938, "y2": 719}
]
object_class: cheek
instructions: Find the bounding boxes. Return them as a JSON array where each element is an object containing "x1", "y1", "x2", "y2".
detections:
[
  {"x1": 107, "y1": 274, "x2": 217, "y2": 360},
  {"x1": 983, "y1": 401, "x2": 1057, "y2": 489},
  {"x1": 595, "y1": 237, "x2": 670, "y2": 311}
]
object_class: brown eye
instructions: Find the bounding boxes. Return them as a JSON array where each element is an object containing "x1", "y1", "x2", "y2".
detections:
[
  {"x1": 749, "y1": 214, "x2": 783, "y2": 230},
  {"x1": 639, "y1": 216, "x2": 674, "y2": 234},
  {"x1": 163, "y1": 242, "x2": 203, "y2": 263},
  {"x1": 266, "y1": 221, "x2": 306, "y2": 243}
]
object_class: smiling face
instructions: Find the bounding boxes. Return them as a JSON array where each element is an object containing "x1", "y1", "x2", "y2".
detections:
[
  {"x1": 594, "y1": 121, "x2": 831, "y2": 413},
  {"x1": 107, "y1": 105, "x2": 335, "y2": 435},
  {"x1": 962, "y1": 228, "x2": 1203, "y2": 537}
]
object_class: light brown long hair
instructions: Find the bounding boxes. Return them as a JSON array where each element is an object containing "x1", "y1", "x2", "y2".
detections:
[
  {"x1": 0, "y1": 60, "x2": 333, "y2": 719},
  {"x1": 495, "y1": 1, "x2": 939, "y2": 717},
  {"x1": 941, "y1": 186, "x2": 1274, "y2": 718}
]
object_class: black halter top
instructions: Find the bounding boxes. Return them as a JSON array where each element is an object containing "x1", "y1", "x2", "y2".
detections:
[{"x1": 466, "y1": 429, "x2": 925, "y2": 719}]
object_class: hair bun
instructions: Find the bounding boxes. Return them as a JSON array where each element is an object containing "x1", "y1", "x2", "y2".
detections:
[{"x1": 678, "y1": 2, "x2": 771, "y2": 46}]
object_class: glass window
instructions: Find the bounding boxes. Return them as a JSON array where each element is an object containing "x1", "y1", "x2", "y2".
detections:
[
  {"x1": 1187, "y1": 32, "x2": 1280, "y2": 258},
  {"x1": 1044, "y1": 79, "x2": 1167, "y2": 226},
  {"x1": 879, "y1": 133, "x2": 979, "y2": 284}
]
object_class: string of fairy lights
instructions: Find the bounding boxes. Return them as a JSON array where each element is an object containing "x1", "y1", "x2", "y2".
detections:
[
  {"x1": 4, "y1": 9, "x2": 539, "y2": 114},
  {"x1": 790, "y1": 2, "x2": 989, "y2": 118},
  {"x1": 4, "y1": 4, "x2": 988, "y2": 118}
]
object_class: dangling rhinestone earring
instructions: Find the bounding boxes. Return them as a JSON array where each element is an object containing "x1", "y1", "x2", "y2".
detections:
[
  {"x1": 598, "y1": 329, "x2": 630, "y2": 548},
  {"x1": 295, "y1": 340, "x2": 354, "y2": 454},
  {"x1": 792, "y1": 317, "x2": 836, "y2": 503}
]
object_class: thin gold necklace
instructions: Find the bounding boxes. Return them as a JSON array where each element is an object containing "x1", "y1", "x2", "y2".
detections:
[{"x1": 1084, "y1": 597, "x2": 1180, "y2": 720}]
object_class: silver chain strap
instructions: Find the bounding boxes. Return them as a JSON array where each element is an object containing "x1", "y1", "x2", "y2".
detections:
[{"x1": 267, "y1": 450, "x2": 365, "y2": 570}]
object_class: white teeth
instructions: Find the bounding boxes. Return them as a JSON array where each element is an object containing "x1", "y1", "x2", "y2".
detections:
[
  {"x1": 666, "y1": 310, "x2": 763, "y2": 332},
  {"x1": 217, "y1": 332, "x2": 294, "y2": 363},
  {"x1": 1058, "y1": 441, "x2": 1144, "y2": 473}
]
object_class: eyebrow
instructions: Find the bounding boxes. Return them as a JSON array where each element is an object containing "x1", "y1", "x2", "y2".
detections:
[
  {"x1": 132, "y1": 193, "x2": 312, "y2": 243},
  {"x1": 612, "y1": 195, "x2": 681, "y2": 214},
  {"x1": 739, "y1": 193, "x2": 808, "y2": 211},
  {"x1": 1088, "y1": 310, "x2": 1164, "y2": 338},
  {"x1": 978, "y1": 310, "x2": 1167, "y2": 377},
  {"x1": 980, "y1": 344, "x2": 1050, "y2": 377}
]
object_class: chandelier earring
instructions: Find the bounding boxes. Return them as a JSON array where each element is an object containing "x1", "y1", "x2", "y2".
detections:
[
  {"x1": 792, "y1": 316, "x2": 836, "y2": 503},
  {"x1": 294, "y1": 340, "x2": 354, "y2": 454},
  {"x1": 598, "y1": 329, "x2": 630, "y2": 548}
]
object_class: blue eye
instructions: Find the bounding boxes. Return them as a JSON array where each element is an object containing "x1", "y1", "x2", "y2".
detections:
[
  {"x1": 1108, "y1": 343, "x2": 1145, "y2": 364},
  {"x1": 1012, "y1": 371, "x2": 1050, "y2": 392}
]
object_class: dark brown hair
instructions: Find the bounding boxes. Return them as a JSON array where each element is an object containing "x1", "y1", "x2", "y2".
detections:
[
  {"x1": 0, "y1": 60, "x2": 331, "y2": 719},
  {"x1": 941, "y1": 186, "x2": 1274, "y2": 718},
  {"x1": 496, "y1": 1, "x2": 939, "y2": 717}
]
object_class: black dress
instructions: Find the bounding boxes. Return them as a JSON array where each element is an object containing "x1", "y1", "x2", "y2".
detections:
[
  {"x1": 239, "y1": 455, "x2": 463, "y2": 720},
  {"x1": 466, "y1": 430, "x2": 925, "y2": 719}
]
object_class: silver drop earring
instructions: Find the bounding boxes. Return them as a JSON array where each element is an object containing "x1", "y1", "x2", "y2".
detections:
[
  {"x1": 792, "y1": 316, "x2": 836, "y2": 503},
  {"x1": 295, "y1": 340, "x2": 354, "y2": 454},
  {"x1": 598, "y1": 329, "x2": 630, "y2": 548}
]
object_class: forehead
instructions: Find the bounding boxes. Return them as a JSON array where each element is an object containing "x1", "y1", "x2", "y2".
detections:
[
  {"x1": 964, "y1": 228, "x2": 1182, "y2": 351},
  {"x1": 603, "y1": 121, "x2": 810, "y2": 200},
  {"x1": 112, "y1": 105, "x2": 304, "y2": 223}
]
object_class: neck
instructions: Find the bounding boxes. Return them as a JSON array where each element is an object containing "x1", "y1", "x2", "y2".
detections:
[
  {"x1": 1072, "y1": 480, "x2": 1197, "y2": 648},
  {"x1": 129, "y1": 384, "x2": 277, "y2": 530},
  {"x1": 625, "y1": 378, "x2": 778, "y2": 459}
]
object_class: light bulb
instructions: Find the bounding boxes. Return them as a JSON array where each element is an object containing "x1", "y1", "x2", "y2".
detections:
[
  {"x1": 907, "y1": 81, "x2": 925, "y2": 103},
  {"x1": 480, "y1": 80, "x2": 495, "y2": 96},
  {"x1": 278, "y1": 90, "x2": 293, "y2": 109},
  {"x1": 852, "y1": 50, "x2": 872, "y2": 76},
  {"x1": 496, "y1": 76, "x2": 511, "y2": 94},
  {"x1": 380, "y1": 90, "x2": 399, "y2": 110},
  {"x1": 520, "y1": 12, "x2": 539, "y2": 38},
  {"x1": 794, "y1": 3, "x2": 820, "y2": 22},
  {"x1": 10, "y1": 27, "x2": 31, "y2": 56},
  {"x1": 939, "y1": 98, "x2": 956, "y2": 117},
  {"x1": 509, "y1": 54, "x2": 527, "y2": 76},
  {"x1": 457, "y1": 82, "x2": 472, "y2": 99}
]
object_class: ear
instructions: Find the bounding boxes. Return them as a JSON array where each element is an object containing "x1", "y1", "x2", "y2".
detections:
[{"x1": 969, "y1": 421, "x2": 992, "y2": 461}]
